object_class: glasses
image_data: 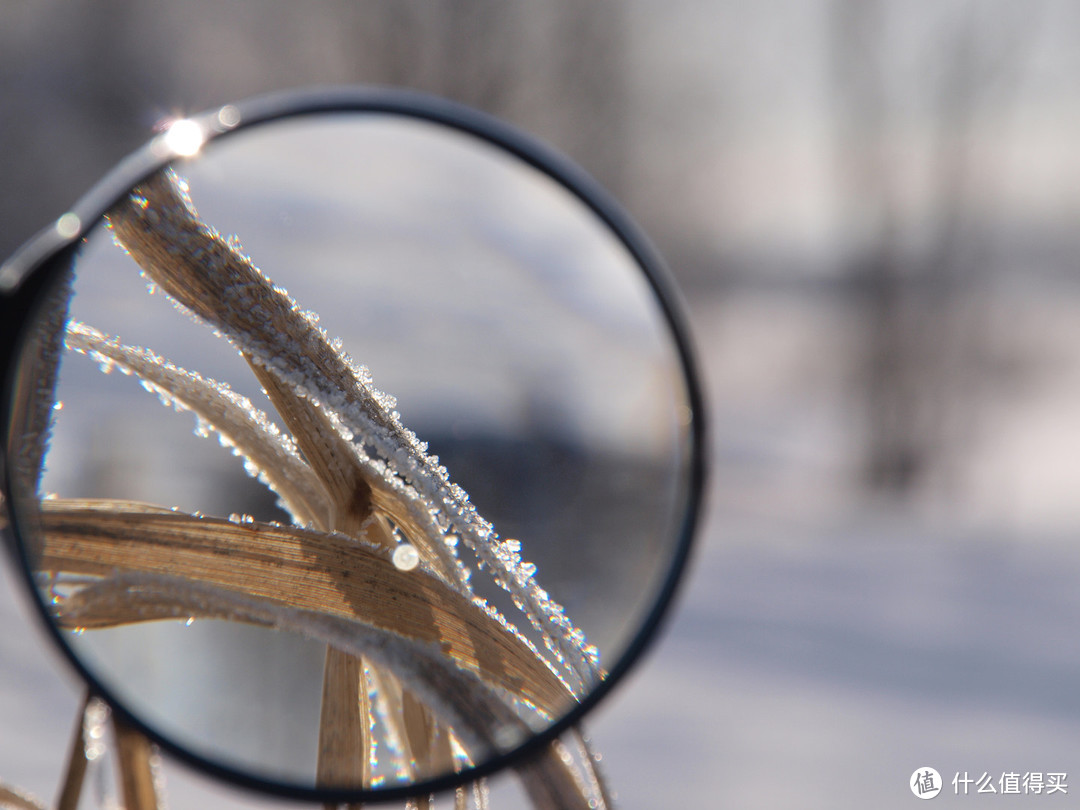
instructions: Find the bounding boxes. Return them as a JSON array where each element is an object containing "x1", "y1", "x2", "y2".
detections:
[{"x1": 0, "y1": 87, "x2": 705, "y2": 806}]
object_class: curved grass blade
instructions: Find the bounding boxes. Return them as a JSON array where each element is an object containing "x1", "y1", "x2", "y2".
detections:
[
  {"x1": 63, "y1": 322, "x2": 331, "y2": 529},
  {"x1": 0, "y1": 784, "x2": 47, "y2": 810},
  {"x1": 36, "y1": 499, "x2": 572, "y2": 721}
]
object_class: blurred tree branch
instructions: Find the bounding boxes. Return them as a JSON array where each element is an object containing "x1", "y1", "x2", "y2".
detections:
[{"x1": 830, "y1": 0, "x2": 1048, "y2": 495}]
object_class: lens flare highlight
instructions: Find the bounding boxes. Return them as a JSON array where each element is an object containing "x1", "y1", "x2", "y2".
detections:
[{"x1": 163, "y1": 119, "x2": 204, "y2": 157}]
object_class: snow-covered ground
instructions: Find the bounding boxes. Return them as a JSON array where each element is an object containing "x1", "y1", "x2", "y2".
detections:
[{"x1": 590, "y1": 516, "x2": 1080, "y2": 808}]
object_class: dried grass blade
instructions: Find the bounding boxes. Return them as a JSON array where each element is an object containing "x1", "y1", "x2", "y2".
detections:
[
  {"x1": 513, "y1": 740, "x2": 595, "y2": 810},
  {"x1": 249, "y1": 363, "x2": 373, "y2": 538},
  {"x1": 111, "y1": 715, "x2": 159, "y2": 810},
  {"x1": 54, "y1": 693, "x2": 92, "y2": 810},
  {"x1": 364, "y1": 664, "x2": 454, "y2": 785},
  {"x1": 568, "y1": 728, "x2": 614, "y2": 810},
  {"x1": 471, "y1": 778, "x2": 491, "y2": 810},
  {"x1": 6, "y1": 270, "x2": 72, "y2": 496},
  {"x1": 36, "y1": 500, "x2": 571, "y2": 717},
  {"x1": 0, "y1": 784, "x2": 47, "y2": 810},
  {"x1": 64, "y1": 321, "x2": 330, "y2": 528},
  {"x1": 105, "y1": 170, "x2": 395, "y2": 434},
  {"x1": 317, "y1": 648, "x2": 370, "y2": 789},
  {"x1": 401, "y1": 690, "x2": 456, "y2": 784},
  {"x1": 51, "y1": 571, "x2": 527, "y2": 763}
]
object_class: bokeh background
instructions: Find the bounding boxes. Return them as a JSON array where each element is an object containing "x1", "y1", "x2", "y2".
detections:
[{"x1": 3, "y1": 1, "x2": 1080, "y2": 807}]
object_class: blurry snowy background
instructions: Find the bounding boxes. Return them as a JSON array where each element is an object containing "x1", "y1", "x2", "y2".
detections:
[{"x1": 4, "y1": 1, "x2": 1080, "y2": 807}]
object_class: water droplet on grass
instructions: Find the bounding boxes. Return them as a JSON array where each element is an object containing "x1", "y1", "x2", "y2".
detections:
[{"x1": 392, "y1": 544, "x2": 420, "y2": 572}]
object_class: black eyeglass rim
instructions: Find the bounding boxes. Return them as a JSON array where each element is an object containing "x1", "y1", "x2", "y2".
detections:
[{"x1": 0, "y1": 84, "x2": 708, "y2": 805}]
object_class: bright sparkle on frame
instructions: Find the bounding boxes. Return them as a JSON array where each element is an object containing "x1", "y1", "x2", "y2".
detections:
[{"x1": 163, "y1": 119, "x2": 204, "y2": 157}]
